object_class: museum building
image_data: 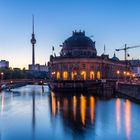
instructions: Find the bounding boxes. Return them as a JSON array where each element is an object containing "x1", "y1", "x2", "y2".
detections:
[{"x1": 49, "y1": 31, "x2": 126, "y2": 80}]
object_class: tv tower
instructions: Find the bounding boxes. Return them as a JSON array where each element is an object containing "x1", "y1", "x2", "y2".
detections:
[{"x1": 30, "y1": 15, "x2": 36, "y2": 66}]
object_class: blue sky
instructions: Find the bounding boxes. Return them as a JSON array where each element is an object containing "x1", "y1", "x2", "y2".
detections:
[{"x1": 0, "y1": 0, "x2": 140, "y2": 68}]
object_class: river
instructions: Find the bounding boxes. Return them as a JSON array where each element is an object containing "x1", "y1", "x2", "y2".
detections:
[{"x1": 0, "y1": 85, "x2": 140, "y2": 140}]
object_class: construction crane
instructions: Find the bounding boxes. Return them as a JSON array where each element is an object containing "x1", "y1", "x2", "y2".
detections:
[{"x1": 116, "y1": 44, "x2": 140, "y2": 61}]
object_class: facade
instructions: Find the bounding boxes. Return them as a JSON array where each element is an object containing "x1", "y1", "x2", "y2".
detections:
[
  {"x1": 49, "y1": 31, "x2": 126, "y2": 80},
  {"x1": 0, "y1": 60, "x2": 9, "y2": 68},
  {"x1": 129, "y1": 60, "x2": 140, "y2": 77},
  {"x1": 29, "y1": 64, "x2": 48, "y2": 72}
]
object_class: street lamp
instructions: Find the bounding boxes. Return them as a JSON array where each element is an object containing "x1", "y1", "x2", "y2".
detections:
[
  {"x1": 51, "y1": 71, "x2": 56, "y2": 80},
  {"x1": 123, "y1": 71, "x2": 126, "y2": 82},
  {"x1": 116, "y1": 70, "x2": 120, "y2": 82},
  {"x1": 1, "y1": 72, "x2": 4, "y2": 83}
]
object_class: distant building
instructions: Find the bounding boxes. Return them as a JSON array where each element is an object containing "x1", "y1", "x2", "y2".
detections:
[
  {"x1": 49, "y1": 31, "x2": 126, "y2": 80},
  {"x1": 129, "y1": 59, "x2": 140, "y2": 77},
  {"x1": 28, "y1": 64, "x2": 48, "y2": 72},
  {"x1": 0, "y1": 60, "x2": 9, "y2": 68}
]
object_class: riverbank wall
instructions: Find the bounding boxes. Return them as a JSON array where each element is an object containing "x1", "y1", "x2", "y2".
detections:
[{"x1": 116, "y1": 82, "x2": 140, "y2": 102}]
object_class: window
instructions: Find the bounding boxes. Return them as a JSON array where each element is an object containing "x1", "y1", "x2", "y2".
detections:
[
  {"x1": 56, "y1": 72, "x2": 60, "y2": 80},
  {"x1": 97, "y1": 71, "x2": 101, "y2": 80},
  {"x1": 81, "y1": 71, "x2": 86, "y2": 80},
  {"x1": 63, "y1": 71, "x2": 68, "y2": 80},
  {"x1": 90, "y1": 71, "x2": 95, "y2": 80},
  {"x1": 71, "y1": 71, "x2": 77, "y2": 80}
]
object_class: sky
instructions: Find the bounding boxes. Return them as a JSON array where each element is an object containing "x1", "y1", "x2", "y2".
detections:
[{"x1": 0, "y1": 0, "x2": 140, "y2": 68}]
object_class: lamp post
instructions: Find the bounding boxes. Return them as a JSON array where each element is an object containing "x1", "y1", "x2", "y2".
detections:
[
  {"x1": 1, "y1": 72, "x2": 4, "y2": 83},
  {"x1": 51, "y1": 71, "x2": 56, "y2": 80},
  {"x1": 116, "y1": 70, "x2": 120, "y2": 82},
  {"x1": 126, "y1": 71, "x2": 130, "y2": 82},
  {"x1": 123, "y1": 71, "x2": 126, "y2": 82}
]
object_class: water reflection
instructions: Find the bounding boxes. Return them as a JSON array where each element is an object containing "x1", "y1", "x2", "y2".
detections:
[
  {"x1": 50, "y1": 93, "x2": 96, "y2": 130},
  {"x1": 51, "y1": 92, "x2": 56, "y2": 116},
  {"x1": 90, "y1": 96, "x2": 95, "y2": 124},
  {"x1": 80, "y1": 95, "x2": 86, "y2": 126},
  {"x1": 73, "y1": 96, "x2": 77, "y2": 120},
  {"x1": 63, "y1": 98, "x2": 68, "y2": 117},
  {"x1": 1, "y1": 92, "x2": 5, "y2": 115},
  {"x1": 125, "y1": 99, "x2": 131, "y2": 140},
  {"x1": 57, "y1": 98, "x2": 60, "y2": 113},
  {"x1": 32, "y1": 89, "x2": 36, "y2": 134},
  {"x1": 116, "y1": 98, "x2": 121, "y2": 133},
  {"x1": 0, "y1": 85, "x2": 140, "y2": 140}
]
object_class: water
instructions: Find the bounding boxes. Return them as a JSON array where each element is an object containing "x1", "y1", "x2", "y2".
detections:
[{"x1": 0, "y1": 85, "x2": 140, "y2": 140}]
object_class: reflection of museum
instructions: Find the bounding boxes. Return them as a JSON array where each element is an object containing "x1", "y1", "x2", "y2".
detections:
[{"x1": 49, "y1": 31, "x2": 126, "y2": 80}]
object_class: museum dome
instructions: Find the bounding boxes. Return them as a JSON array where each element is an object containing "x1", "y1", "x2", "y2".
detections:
[
  {"x1": 112, "y1": 53, "x2": 119, "y2": 61},
  {"x1": 61, "y1": 31, "x2": 97, "y2": 57},
  {"x1": 63, "y1": 31, "x2": 95, "y2": 48}
]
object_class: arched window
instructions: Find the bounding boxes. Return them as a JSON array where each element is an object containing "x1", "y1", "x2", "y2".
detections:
[
  {"x1": 97, "y1": 71, "x2": 101, "y2": 80},
  {"x1": 81, "y1": 71, "x2": 86, "y2": 80},
  {"x1": 63, "y1": 71, "x2": 68, "y2": 80},
  {"x1": 90, "y1": 71, "x2": 95, "y2": 80},
  {"x1": 71, "y1": 71, "x2": 77, "y2": 80},
  {"x1": 56, "y1": 72, "x2": 60, "y2": 80}
]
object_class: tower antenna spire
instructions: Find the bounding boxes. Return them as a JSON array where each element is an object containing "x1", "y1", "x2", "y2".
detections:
[
  {"x1": 31, "y1": 15, "x2": 36, "y2": 67},
  {"x1": 32, "y1": 14, "x2": 34, "y2": 34}
]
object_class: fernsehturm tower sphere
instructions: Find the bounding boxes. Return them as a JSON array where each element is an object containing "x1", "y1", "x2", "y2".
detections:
[{"x1": 30, "y1": 15, "x2": 36, "y2": 66}]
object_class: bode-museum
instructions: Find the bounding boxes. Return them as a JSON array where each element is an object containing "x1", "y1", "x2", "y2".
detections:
[{"x1": 49, "y1": 31, "x2": 126, "y2": 81}]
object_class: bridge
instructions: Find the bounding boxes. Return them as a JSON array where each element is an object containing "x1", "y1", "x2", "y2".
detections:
[{"x1": 0, "y1": 79, "x2": 49, "y2": 91}]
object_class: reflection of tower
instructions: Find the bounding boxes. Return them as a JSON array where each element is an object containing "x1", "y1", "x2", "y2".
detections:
[
  {"x1": 30, "y1": 15, "x2": 36, "y2": 66},
  {"x1": 32, "y1": 90, "x2": 36, "y2": 139}
]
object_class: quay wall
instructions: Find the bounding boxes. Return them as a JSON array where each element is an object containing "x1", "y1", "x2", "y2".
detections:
[{"x1": 116, "y1": 83, "x2": 140, "y2": 101}]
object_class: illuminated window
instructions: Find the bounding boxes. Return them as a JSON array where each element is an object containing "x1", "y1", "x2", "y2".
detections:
[
  {"x1": 56, "y1": 72, "x2": 60, "y2": 80},
  {"x1": 63, "y1": 71, "x2": 68, "y2": 80},
  {"x1": 90, "y1": 71, "x2": 95, "y2": 80},
  {"x1": 81, "y1": 71, "x2": 86, "y2": 80},
  {"x1": 97, "y1": 71, "x2": 101, "y2": 80},
  {"x1": 71, "y1": 71, "x2": 77, "y2": 80}
]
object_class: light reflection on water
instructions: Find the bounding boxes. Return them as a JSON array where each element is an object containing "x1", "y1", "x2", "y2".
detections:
[
  {"x1": 0, "y1": 85, "x2": 140, "y2": 140},
  {"x1": 116, "y1": 98, "x2": 121, "y2": 134}
]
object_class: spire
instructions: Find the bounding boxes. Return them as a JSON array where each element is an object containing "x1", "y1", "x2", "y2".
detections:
[
  {"x1": 104, "y1": 44, "x2": 106, "y2": 54},
  {"x1": 31, "y1": 15, "x2": 36, "y2": 45},
  {"x1": 31, "y1": 15, "x2": 36, "y2": 66},
  {"x1": 114, "y1": 52, "x2": 116, "y2": 57},
  {"x1": 32, "y1": 15, "x2": 34, "y2": 34}
]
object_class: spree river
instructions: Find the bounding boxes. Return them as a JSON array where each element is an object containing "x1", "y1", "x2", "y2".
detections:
[{"x1": 0, "y1": 85, "x2": 140, "y2": 140}]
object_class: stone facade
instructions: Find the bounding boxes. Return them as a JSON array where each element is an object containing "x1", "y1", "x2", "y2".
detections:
[{"x1": 49, "y1": 31, "x2": 126, "y2": 80}]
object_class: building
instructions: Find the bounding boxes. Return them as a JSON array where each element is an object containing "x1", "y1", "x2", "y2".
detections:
[
  {"x1": 49, "y1": 31, "x2": 126, "y2": 81},
  {"x1": 129, "y1": 59, "x2": 140, "y2": 77},
  {"x1": 0, "y1": 60, "x2": 9, "y2": 68},
  {"x1": 29, "y1": 63, "x2": 48, "y2": 72}
]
